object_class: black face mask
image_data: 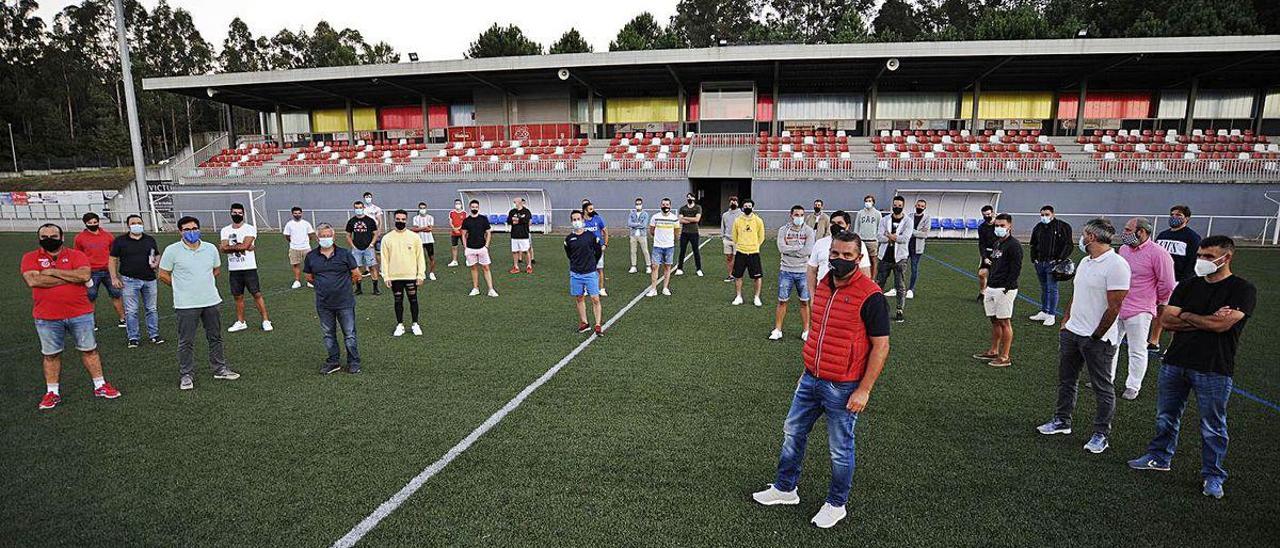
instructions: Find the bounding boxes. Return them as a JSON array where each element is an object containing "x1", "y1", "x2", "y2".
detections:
[
  {"x1": 892, "y1": 207, "x2": 903, "y2": 215},
  {"x1": 830, "y1": 225, "x2": 845, "y2": 237},
  {"x1": 470, "y1": 209, "x2": 479, "y2": 215},
  {"x1": 85, "y1": 225, "x2": 99, "y2": 232},
  {"x1": 293, "y1": 215, "x2": 303, "y2": 221},
  {"x1": 687, "y1": 199, "x2": 695, "y2": 204},
  {"x1": 231, "y1": 214, "x2": 245, "y2": 224},
  {"x1": 661, "y1": 206, "x2": 670, "y2": 212},
  {"x1": 587, "y1": 211, "x2": 596, "y2": 218},
  {"x1": 394, "y1": 221, "x2": 407, "y2": 230},
  {"x1": 915, "y1": 207, "x2": 925, "y2": 214},
  {"x1": 39, "y1": 237, "x2": 63, "y2": 252},
  {"x1": 743, "y1": 207, "x2": 753, "y2": 215},
  {"x1": 983, "y1": 215, "x2": 993, "y2": 222},
  {"x1": 729, "y1": 203, "x2": 738, "y2": 210},
  {"x1": 813, "y1": 206, "x2": 822, "y2": 214},
  {"x1": 827, "y1": 258, "x2": 858, "y2": 288}
]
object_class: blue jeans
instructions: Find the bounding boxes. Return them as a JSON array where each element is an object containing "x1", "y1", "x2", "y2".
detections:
[
  {"x1": 34, "y1": 313, "x2": 97, "y2": 355},
  {"x1": 121, "y1": 276, "x2": 159, "y2": 340},
  {"x1": 773, "y1": 371, "x2": 860, "y2": 506},
  {"x1": 318, "y1": 306, "x2": 360, "y2": 367},
  {"x1": 1033, "y1": 261, "x2": 1059, "y2": 315},
  {"x1": 1146, "y1": 364, "x2": 1233, "y2": 480},
  {"x1": 87, "y1": 269, "x2": 122, "y2": 300},
  {"x1": 908, "y1": 247, "x2": 922, "y2": 290}
]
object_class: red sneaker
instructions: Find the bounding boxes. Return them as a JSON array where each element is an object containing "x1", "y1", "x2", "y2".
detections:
[
  {"x1": 508, "y1": 267, "x2": 520, "y2": 274},
  {"x1": 93, "y1": 382, "x2": 121, "y2": 399},
  {"x1": 593, "y1": 325, "x2": 604, "y2": 337},
  {"x1": 525, "y1": 266, "x2": 534, "y2": 274},
  {"x1": 577, "y1": 322, "x2": 590, "y2": 333},
  {"x1": 38, "y1": 392, "x2": 60, "y2": 410}
]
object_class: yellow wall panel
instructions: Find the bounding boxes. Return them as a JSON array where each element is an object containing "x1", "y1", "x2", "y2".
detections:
[
  {"x1": 311, "y1": 107, "x2": 378, "y2": 133},
  {"x1": 606, "y1": 97, "x2": 680, "y2": 123},
  {"x1": 961, "y1": 92, "x2": 1054, "y2": 119}
]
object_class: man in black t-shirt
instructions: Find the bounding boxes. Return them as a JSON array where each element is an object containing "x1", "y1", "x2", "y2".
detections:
[
  {"x1": 974, "y1": 214, "x2": 1022, "y2": 367},
  {"x1": 508, "y1": 198, "x2": 534, "y2": 274},
  {"x1": 675, "y1": 193, "x2": 703, "y2": 276},
  {"x1": 461, "y1": 199, "x2": 498, "y2": 297},
  {"x1": 564, "y1": 210, "x2": 604, "y2": 335},
  {"x1": 975, "y1": 205, "x2": 996, "y2": 301},
  {"x1": 345, "y1": 201, "x2": 381, "y2": 295},
  {"x1": 1129, "y1": 236, "x2": 1256, "y2": 500},
  {"x1": 108, "y1": 214, "x2": 163, "y2": 347}
]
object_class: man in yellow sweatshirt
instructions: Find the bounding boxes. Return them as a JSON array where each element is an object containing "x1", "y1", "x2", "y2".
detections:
[
  {"x1": 380, "y1": 210, "x2": 426, "y2": 337},
  {"x1": 731, "y1": 199, "x2": 767, "y2": 307}
]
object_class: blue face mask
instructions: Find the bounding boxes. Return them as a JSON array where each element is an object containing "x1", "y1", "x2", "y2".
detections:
[
  {"x1": 354, "y1": 209, "x2": 365, "y2": 217},
  {"x1": 128, "y1": 224, "x2": 144, "y2": 235},
  {"x1": 1168, "y1": 216, "x2": 1182, "y2": 228},
  {"x1": 318, "y1": 237, "x2": 334, "y2": 248},
  {"x1": 181, "y1": 230, "x2": 201, "y2": 244}
]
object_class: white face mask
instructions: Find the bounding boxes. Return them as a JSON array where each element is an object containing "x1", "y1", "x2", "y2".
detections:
[
  {"x1": 865, "y1": 201, "x2": 875, "y2": 209},
  {"x1": 792, "y1": 216, "x2": 804, "y2": 226},
  {"x1": 1041, "y1": 215, "x2": 1052, "y2": 224},
  {"x1": 454, "y1": 204, "x2": 463, "y2": 211},
  {"x1": 572, "y1": 220, "x2": 585, "y2": 230},
  {"x1": 994, "y1": 226, "x2": 1009, "y2": 238},
  {"x1": 418, "y1": 208, "x2": 427, "y2": 215},
  {"x1": 1194, "y1": 256, "x2": 1225, "y2": 277},
  {"x1": 1078, "y1": 235, "x2": 1089, "y2": 254}
]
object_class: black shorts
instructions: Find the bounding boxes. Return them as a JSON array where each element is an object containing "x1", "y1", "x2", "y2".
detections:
[
  {"x1": 390, "y1": 280, "x2": 418, "y2": 293},
  {"x1": 423, "y1": 243, "x2": 435, "y2": 258},
  {"x1": 450, "y1": 235, "x2": 462, "y2": 246},
  {"x1": 732, "y1": 252, "x2": 763, "y2": 279},
  {"x1": 229, "y1": 269, "x2": 261, "y2": 296}
]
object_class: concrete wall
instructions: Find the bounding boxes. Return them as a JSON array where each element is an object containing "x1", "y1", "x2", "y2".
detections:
[{"x1": 169, "y1": 179, "x2": 1280, "y2": 242}]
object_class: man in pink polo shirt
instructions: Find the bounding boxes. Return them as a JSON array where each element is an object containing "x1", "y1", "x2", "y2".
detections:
[{"x1": 1113, "y1": 217, "x2": 1175, "y2": 400}]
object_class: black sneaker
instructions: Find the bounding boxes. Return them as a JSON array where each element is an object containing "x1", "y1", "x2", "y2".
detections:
[
  {"x1": 354, "y1": 286, "x2": 364, "y2": 295},
  {"x1": 372, "y1": 286, "x2": 381, "y2": 295},
  {"x1": 348, "y1": 364, "x2": 362, "y2": 374},
  {"x1": 117, "y1": 319, "x2": 126, "y2": 328},
  {"x1": 127, "y1": 339, "x2": 140, "y2": 348},
  {"x1": 320, "y1": 363, "x2": 342, "y2": 375},
  {"x1": 151, "y1": 336, "x2": 166, "y2": 345},
  {"x1": 895, "y1": 309, "x2": 905, "y2": 323}
]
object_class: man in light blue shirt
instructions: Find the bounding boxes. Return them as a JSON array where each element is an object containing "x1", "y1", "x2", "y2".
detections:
[
  {"x1": 159, "y1": 216, "x2": 240, "y2": 390},
  {"x1": 627, "y1": 197, "x2": 651, "y2": 275}
]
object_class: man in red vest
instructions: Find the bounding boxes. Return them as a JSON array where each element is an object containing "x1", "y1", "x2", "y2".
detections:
[{"x1": 753, "y1": 231, "x2": 891, "y2": 529}]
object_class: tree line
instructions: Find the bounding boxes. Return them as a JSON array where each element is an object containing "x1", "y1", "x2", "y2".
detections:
[{"x1": 2, "y1": 0, "x2": 1277, "y2": 172}]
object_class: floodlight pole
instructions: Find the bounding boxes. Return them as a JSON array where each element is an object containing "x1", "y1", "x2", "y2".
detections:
[
  {"x1": 113, "y1": 0, "x2": 148, "y2": 213},
  {"x1": 7, "y1": 122, "x2": 16, "y2": 172}
]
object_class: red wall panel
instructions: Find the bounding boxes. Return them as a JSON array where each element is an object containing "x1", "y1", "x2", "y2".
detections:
[
  {"x1": 427, "y1": 104, "x2": 449, "y2": 129},
  {"x1": 756, "y1": 93, "x2": 774, "y2": 122},
  {"x1": 1057, "y1": 92, "x2": 1153, "y2": 119},
  {"x1": 378, "y1": 106, "x2": 424, "y2": 130}
]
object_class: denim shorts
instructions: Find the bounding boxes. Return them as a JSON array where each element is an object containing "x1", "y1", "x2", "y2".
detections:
[
  {"x1": 569, "y1": 271, "x2": 600, "y2": 297},
  {"x1": 651, "y1": 246, "x2": 675, "y2": 265},
  {"x1": 352, "y1": 247, "x2": 376, "y2": 267},
  {"x1": 778, "y1": 270, "x2": 810, "y2": 301},
  {"x1": 35, "y1": 312, "x2": 97, "y2": 355}
]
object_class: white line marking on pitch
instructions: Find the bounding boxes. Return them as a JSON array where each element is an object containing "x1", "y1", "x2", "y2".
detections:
[{"x1": 332, "y1": 236, "x2": 715, "y2": 547}]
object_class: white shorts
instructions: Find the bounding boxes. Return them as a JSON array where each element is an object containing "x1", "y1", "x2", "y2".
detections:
[
  {"x1": 465, "y1": 247, "x2": 491, "y2": 266},
  {"x1": 983, "y1": 287, "x2": 1018, "y2": 319},
  {"x1": 723, "y1": 240, "x2": 736, "y2": 255},
  {"x1": 596, "y1": 255, "x2": 604, "y2": 270},
  {"x1": 511, "y1": 238, "x2": 531, "y2": 252}
]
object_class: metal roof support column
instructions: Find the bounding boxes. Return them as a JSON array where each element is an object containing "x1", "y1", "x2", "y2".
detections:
[
  {"x1": 503, "y1": 93, "x2": 511, "y2": 140},
  {"x1": 224, "y1": 104, "x2": 237, "y2": 147},
  {"x1": 677, "y1": 86, "x2": 686, "y2": 133},
  {"x1": 867, "y1": 81, "x2": 878, "y2": 137},
  {"x1": 274, "y1": 105, "x2": 284, "y2": 144},
  {"x1": 587, "y1": 89, "x2": 595, "y2": 139},
  {"x1": 420, "y1": 95, "x2": 429, "y2": 142},
  {"x1": 1183, "y1": 78, "x2": 1198, "y2": 134},
  {"x1": 345, "y1": 99, "x2": 355, "y2": 141},
  {"x1": 1075, "y1": 79, "x2": 1088, "y2": 137},
  {"x1": 1251, "y1": 88, "x2": 1266, "y2": 134},
  {"x1": 970, "y1": 80, "x2": 981, "y2": 131}
]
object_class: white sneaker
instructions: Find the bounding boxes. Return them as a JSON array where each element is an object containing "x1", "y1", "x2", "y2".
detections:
[
  {"x1": 906, "y1": 290, "x2": 914, "y2": 299},
  {"x1": 768, "y1": 329, "x2": 783, "y2": 340},
  {"x1": 696, "y1": 270, "x2": 704, "y2": 277},
  {"x1": 675, "y1": 269, "x2": 684, "y2": 276},
  {"x1": 645, "y1": 266, "x2": 652, "y2": 274},
  {"x1": 753, "y1": 296, "x2": 763, "y2": 307},
  {"x1": 810, "y1": 503, "x2": 848, "y2": 528},
  {"x1": 1042, "y1": 316, "x2": 1056, "y2": 327},
  {"x1": 628, "y1": 266, "x2": 637, "y2": 274},
  {"x1": 291, "y1": 280, "x2": 302, "y2": 289},
  {"x1": 411, "y1": 323, "x2": 422, "y2": 336},
  {"x1": 428, "y1": 273, "x2": 436, "y2": 281},
  {"x1": 599, "y1": 288, "x2": 608, "y2": 297},
  {"x1": 306, "y1": 282, "x2": 314, "y2": 288},
  {"x1": 801, "y1": 330, "x2": 809, "y2": 341},
  {"x1": 261, "y1": 320, "x2": 273, "y2": 332},
  {"x1": 884, "y1": 288, "x2": 897, "y2": 297},
  {"x1": 469, "y1": 287, "x2": 480, "y2": 296},
  {"x1": 488, "y1": 288, "x2": 499, "y2": 297},
  {"x1": 1029, "y1": 312, "x2": 1048, "y2": 321},
  {"x1": 393, "y1": 324, "x2": 405, "y2": 337},
  {"x1": 646, "y1": 288, "x2": 658, "y2": 297},
  {"x1": 662, "y1": 287, "x2": 671, "y2": 296},
  {"x1": 751, "y1": 484, "x2": 800, "y2": 506},
  {"x1": 227, "y1": 321, "x2": 248, "y2": 333},
  {"x1": 732, "y1": 295, "x2": 743, "y2": 306},
  {"x1": 448, "y1": 260, "x2": 459, "y2": 267}
]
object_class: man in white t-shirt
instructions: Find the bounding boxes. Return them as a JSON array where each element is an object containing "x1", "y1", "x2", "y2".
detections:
[
  {"x1": 282, "y1": 206, "x2": 315, "y2": 289},
  {"x1": 411, "y1": 201, "x2": 438, "y2": 281},
  {"x1": 806, "y1": 211, "x2": 872, "y2": 331},
  {"x1": 219, "y1": 203, "x2": 272, "y2": 332},
  {"x1": 646, "y1": 198, "x2": 680, "y2": 297},
  {"x1": 1037, "y1": 218, "x2": 1130, "y2": 455}
]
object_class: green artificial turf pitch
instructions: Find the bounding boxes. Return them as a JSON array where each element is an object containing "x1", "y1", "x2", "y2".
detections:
[{"x1": 2, "y1": 233, "x2": 1277, "y2": 546}]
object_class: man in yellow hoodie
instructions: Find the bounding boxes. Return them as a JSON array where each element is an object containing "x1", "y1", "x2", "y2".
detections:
[
  {"x1": 380, "y1": 210, "x2": 426, "y2": 337},
  {"x1": 731, "y1": 199, "x2": 767, "y2": 307}
]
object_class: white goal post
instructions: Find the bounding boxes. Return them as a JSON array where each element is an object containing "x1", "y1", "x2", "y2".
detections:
[{"x1": 148, "y1": 189, "x2": 270, "y2": 232}]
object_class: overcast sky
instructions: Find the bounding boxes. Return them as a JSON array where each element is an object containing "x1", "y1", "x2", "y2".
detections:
[{"x1": 34, "y1": 0, "x2": 682, "y2": 61}]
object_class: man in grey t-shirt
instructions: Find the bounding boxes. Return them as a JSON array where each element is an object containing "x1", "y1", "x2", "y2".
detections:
[
  {"x1": 771, "y1": 205, "x2": 816, "y2": 341},
  {"x1": 854, "y1": 194, "x2": 882, "y2": 278},
  {"x1": 720, "y1": 196, "x2": 743, "y2": 282}
]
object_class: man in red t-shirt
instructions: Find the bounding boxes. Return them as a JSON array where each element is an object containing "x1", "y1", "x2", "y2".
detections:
[
  {"x1": 73, "y1": 212, "x2": 125, "y2": 328},
  {"x1": 448, "y1": 198, "x2": 466, "y2": 267},
  {"x1": 21, "y1": 223, "x2": 121, "y2": 410}
]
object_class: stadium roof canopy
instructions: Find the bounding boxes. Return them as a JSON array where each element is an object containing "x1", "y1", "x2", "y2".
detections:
[{"x1": 144, "y1": 35, "x2": 1280, "y2": 112}]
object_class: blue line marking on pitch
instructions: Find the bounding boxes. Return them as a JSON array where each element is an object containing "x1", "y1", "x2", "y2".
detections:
[{"x1": 924, "y1": 251, "x2": 1280, "y2": 415}]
